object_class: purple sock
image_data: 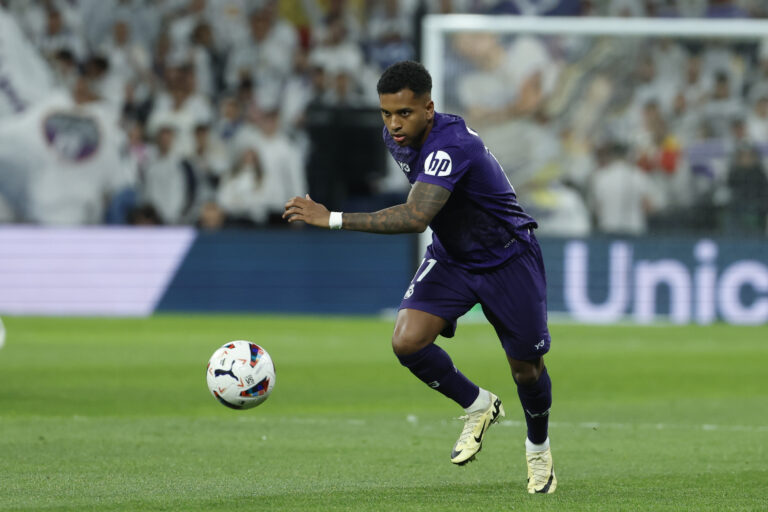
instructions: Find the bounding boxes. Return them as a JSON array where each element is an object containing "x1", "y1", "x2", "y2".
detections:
[
  {"x1": 396, "y1": 344, "x2": 479, "y2": 408},
  {"x1": 516, "y1": 366, "x2": 552, "y2": 444}
]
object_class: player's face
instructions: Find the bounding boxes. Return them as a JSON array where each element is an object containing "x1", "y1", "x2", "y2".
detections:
[{"x1": 379, "y1": 88, "x2": 434, "y2": 148}]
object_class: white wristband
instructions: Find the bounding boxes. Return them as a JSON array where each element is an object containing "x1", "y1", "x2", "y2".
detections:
[{"x1": 329, "y1": 211, "x2": 343, "y2": 230}]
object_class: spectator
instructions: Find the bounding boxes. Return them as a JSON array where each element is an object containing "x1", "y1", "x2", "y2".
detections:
[
  {"x1": 680, "y1": 52, "x2": 711, "y2": 109},
  {"x1": 303, "y1": 0, "x2": 363, "y2": 47},
  {"x1": 669, "y1": 90, "x2": 701, "y2": 146},
  {"x1": 78, "y1": 0, "x2": 159, "y2": 51},
  {"x1": 723, "y1": 144, "x2": 768, "y2": 234},
  {"x1": 213, "y1": 149, "x2": 273, "y2": 227},
  {"x1": 98, "y1": 18, "x2": 152, "y2": 107},
  {"x1": 700, "y1": 71, "x2": 743, "y2": 139},
  {"x1": 147, "y1": 61, "x2": 214, "y2": 155},
  {"x1": 233, "y1": 96, "x2": 307, "y2": 223},
  {"x1": 365, "y1": 0, "x2": 415, "y2": 71},
  {"x1": 181, "y1": 123, "x2": 230, "y2": 223},
  {"x1": 35, "y1": 6, "x2": 86, "y2": 62},
  {"x1": 139, "y1": 124, "x2": 189, "y2": 224},
  {"x1": 225, "y1": 1, "x2": 299, "y2": 93},
  {"x1": 746, "y1": 95, "x2": 768, "y2": 143},
  {"x1": 307, "y1": 12, "x2": 367, "y2": 105},
  {"x1": 588, "y1": 141, "x2": 661, "y2": 236},
  {"x1": 280, "y1": 48, "x2": 317, "y2": 133},
  {"x1": 189, "y1": 21, "x2": 225, "y2": 99},
  {"x1": 213, "y1": 94, "x2": 245, "y2": 146}
]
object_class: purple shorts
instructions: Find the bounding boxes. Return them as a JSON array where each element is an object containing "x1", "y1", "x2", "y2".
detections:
[{"x1": 399, "y1": 236, "x2": 551, "y2": 361}]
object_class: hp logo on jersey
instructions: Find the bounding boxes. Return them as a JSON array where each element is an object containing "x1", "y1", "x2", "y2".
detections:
[{"x1": 424, "y1": 150, "x2": 452, "y2": 176}]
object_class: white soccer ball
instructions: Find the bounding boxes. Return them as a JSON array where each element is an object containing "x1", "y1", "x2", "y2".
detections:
[{"x1": 206, "y1": 341, "x2": 275, "y2": 409}]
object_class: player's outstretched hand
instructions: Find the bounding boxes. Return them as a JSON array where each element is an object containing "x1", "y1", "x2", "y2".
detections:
[{"x1": 283, "y1": 194, "x2": 331, "y2": 228}]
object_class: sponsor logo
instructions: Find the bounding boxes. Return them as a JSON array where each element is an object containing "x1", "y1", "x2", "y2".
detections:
[
  {"x1": 214, "y1": 361, "x2": 238, "y2": 381},
  {"x1": 397, "y1": 161, "x2": 410, "y2": 173},
  {"x1": 474, "y1": 417, "x2": 490, "y2": 443},
  {"x1": 564, "y1": 239, "x2": 768, "y2": 325},
  {"x1": 535, "y1": 339, "x2": 546, "y2": 350},
  {"x1": 424, "y1": 150, "x2": 452, "y2": 176},
  {"x1": 404, "y1": 284, "x2": 414, "y2": 299}
]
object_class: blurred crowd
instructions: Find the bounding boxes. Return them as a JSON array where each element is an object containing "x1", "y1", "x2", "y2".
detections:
[
  {"x1": 445, "y1": 27, "x2": 768, "y2": 237},
  {"x1": 0, "y1": 0, "x2": 766, "y2": 236}
]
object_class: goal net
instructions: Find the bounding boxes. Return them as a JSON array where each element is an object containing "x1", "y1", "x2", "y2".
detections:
[{"x1": 422, "y1": 16, "x2": 768, "y2": 238}]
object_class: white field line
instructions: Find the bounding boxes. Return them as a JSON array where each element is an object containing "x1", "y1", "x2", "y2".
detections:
[{"x1": 233, "y1": 415, "x2": 768, "y2": 433}]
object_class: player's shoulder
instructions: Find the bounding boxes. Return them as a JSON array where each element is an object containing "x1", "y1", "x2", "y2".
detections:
[
  {"x1": 427, "y1": 113, "x2": 482, "y2": 149},
  {"x1": 424, "y1": 112, "x2": 484, "y2": 156}
]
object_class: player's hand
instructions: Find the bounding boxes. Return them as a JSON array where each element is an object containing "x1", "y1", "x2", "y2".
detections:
[{"x1": 283, "y1": 194, "x2": 331, "y2": 228}]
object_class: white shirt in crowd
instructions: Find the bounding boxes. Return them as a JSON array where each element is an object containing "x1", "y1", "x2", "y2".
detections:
[
  {"x1": 141, "y1": 140, "x2": 188, "y2": 225},
  {"x1": 589, "y1": 158, "x2": 660, "y2": 236},
  {"x1": 216, "y1": 162, "x2": 273, "y2": 224},
  {"x1": 233, "y1": 122, "x2": 307, "y2": 216},
  {"x1": 147, "y1": 92, "x2": 214, "y2": 155}
]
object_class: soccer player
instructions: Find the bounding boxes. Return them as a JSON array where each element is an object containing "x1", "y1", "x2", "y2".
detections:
[{"x1": 283, "y1": 60, "x2": 556, "y2": 494}]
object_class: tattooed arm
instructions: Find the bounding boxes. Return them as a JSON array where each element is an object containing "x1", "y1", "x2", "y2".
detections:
[{"x1": 283, "y1": 182, "x2": 450, "y2": 233}]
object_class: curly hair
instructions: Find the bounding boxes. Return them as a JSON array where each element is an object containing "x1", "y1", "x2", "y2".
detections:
[{"x1": 376, "y1": 61, "x2": 432, "y2": 97}]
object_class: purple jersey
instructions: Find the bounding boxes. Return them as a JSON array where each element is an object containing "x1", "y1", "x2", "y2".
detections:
[{"x1": 384, "y1": 112, "x2": 537, "y2": 270}]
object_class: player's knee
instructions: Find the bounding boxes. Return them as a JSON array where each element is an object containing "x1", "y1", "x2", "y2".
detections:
[
  {"x1": 509, "y1": 357, "x2": 544, "y2": 386},
  {"x1": 391, "y1": 327, "x2": 429, "y2": 357},
  {"x1": 512, "y1": 369, "x2": 539, "y2": 387}
]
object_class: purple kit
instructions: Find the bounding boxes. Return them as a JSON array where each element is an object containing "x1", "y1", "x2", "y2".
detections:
[{"x1": 385, "y1": 112, "x2": 551, "y2": 359}]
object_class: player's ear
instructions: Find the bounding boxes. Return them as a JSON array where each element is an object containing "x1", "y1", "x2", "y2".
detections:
[{"x1": 425, "y1": 99, "x2": 434, "y2": 120}]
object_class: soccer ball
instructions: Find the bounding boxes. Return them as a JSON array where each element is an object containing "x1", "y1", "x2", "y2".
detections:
[{"x1": 206, "y1": 341, "x2": 275, "y2": 409}]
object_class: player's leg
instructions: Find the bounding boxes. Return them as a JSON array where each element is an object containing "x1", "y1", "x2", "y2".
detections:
[
  {"x1": 507, "y1": 355, "x2": 551, "y2": 448},
  {"x1": 394, "y1": 254, "x2": 504, "y2": 465},
  {"x1": 508, "y1": 355, "x2": 556, "y2": 494},
  {"x1": 393, "y1": 310, "x2": 504, "y2": 465},
  {"x1": 478, "y1": 235, "x2": 556, "y2": 492},
  {"x1": 392, "y1": 308, "x2": 480, "y2": 407}
]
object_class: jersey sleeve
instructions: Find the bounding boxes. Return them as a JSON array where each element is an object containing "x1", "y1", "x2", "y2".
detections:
[{"x1": 414, "y1": 143, "x2": 471, "y2": 192}]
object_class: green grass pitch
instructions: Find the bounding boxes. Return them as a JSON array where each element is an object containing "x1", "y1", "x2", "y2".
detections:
[{"x1": 0, "y1": 315, "x2": 766, "y2": 511}]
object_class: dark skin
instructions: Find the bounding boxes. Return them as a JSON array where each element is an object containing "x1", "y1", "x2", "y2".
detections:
[{"x1": 283, "y1": 88, "x2": 544, "y2": 386}]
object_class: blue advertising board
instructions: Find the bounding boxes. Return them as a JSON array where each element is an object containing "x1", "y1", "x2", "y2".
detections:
[
  {"x1": 0, "y1": 227, "x2": 765, "y2": 324},
  {"x1": 156, "y1": 230, "x2": 416, "y2": 314}
]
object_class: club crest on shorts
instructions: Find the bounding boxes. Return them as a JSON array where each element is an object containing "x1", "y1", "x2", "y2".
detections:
[{"x1": 404, "y1": 284, "x2": 415, "y2": 299}]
